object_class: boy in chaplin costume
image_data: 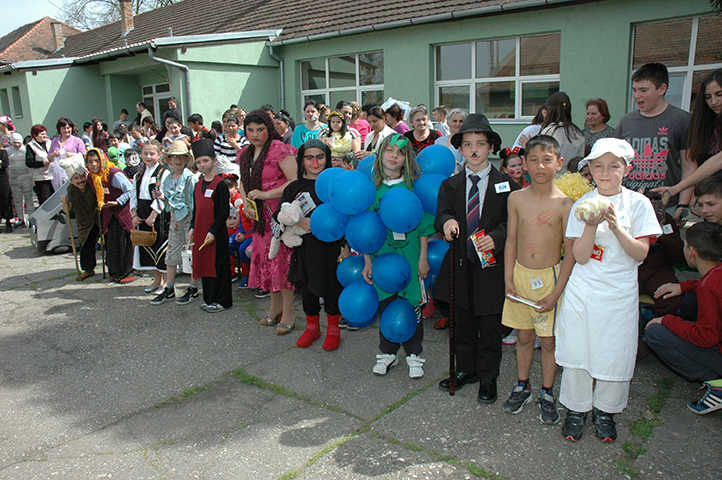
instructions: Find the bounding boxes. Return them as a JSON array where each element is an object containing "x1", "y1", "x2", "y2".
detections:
[
  {"x1": 188, "y1": 138, "x2": 232, "y2": 312},
  {"x1": 434, "y1": 114, "x2": 520, "y2": 403}
]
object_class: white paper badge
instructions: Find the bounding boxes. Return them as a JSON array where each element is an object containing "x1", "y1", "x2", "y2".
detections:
[
  {"x1": 392, "y1": 231, "x2": 406, "y2": 241},
  {"x1": 103, "y1": 187, "x2": 110, "y2": 195},
  {"x1": 204, "y1": 189, "x2": 214, "y2": 198},
  {"x1": 494, "y1": 181, "x2": 510, "y2": 194},
  {"x1": 662, "y1": 224, "x2": 673, "y2": 235},
  {"x1": 530, "y1": 276, "x2": 544, "y2": 290}
]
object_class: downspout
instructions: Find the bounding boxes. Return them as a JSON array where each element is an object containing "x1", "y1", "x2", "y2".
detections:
[
  {"x1": 147, "y1": 45, "x2": 192, "y2": 115},
  {"x1": 268, "y1": 45, "x2": 285, "y2": 110}
]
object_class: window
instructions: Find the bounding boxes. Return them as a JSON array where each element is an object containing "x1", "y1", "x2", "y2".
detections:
[
  {"x1": 435, "y1": 34, "x2": 560, "y2": 121},
  {"x1": 0, "y1": 89, "x2": 9, "y2": 117},
  {"x1": 141, "y1": 83, "x2": 172, "y2": 120},
  {"x1": 300, "y1": 52, "x2": 384, "y2": 109},
  {"x1": 632, "y1": 15, "x2": 722, "y2": 111},
  {"x1": 11, "y1": 86, "x2": 22, "y2": 118}
]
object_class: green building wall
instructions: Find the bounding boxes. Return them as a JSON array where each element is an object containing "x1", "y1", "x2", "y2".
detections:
[{"x1": 277, "y1": 0, "x2": 713, "y2": 146}]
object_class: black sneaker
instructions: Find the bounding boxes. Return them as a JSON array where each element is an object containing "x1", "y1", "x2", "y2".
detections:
[
  {"x1": 150, "y1": 287, "x2": 175, "y2": 305},
  {"x1": 338, "y1": 316, "x2": 359, "y2": 331},
  {"x1": 592, "y1": 407, "x2": 617, "y2": 442},
  {"x1": 254, "y1": 290, "x2": 271, "y2": 299},
  {"x1": 503, "y1": 383, "x2": 532, "y2": 414},
  {"x1": 176, "y1": 286, "x2": 199, "y2": 305},
  {"x1": 562, "y1": 410, "x2": 588, "y2": 441},
  {"x1": 539, "y1": 391, "x2": 561, "y2": 424}
]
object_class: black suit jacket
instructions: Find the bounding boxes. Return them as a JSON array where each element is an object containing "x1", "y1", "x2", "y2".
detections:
[{"x1": 434, "y1": 166, "x2": 519, "y2": 315}]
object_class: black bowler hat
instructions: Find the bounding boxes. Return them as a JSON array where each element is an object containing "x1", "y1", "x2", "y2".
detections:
[
  {"x1": 191, "y1": 138, "x2": 215, "y2": 159},
  {"x1": 450, "y1": 113, "x2": 502, "y2": 152}
]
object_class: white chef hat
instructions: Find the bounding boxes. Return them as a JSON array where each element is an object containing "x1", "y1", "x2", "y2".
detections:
[{"x1": 58, "y1": 154, "x2": 87, "y2": 180}]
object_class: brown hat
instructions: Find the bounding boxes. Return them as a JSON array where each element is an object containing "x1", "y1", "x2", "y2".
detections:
[{"x1": 450, "y1": 113, "x2": 501, "y2": 152}]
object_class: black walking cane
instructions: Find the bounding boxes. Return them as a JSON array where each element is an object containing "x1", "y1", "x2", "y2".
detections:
[
  {"x1": 99, "y1": 210, "x2": 106, "y2": 279},
  {"x1": 448, "y1": 232, "x2": 457, "y2": 396}
]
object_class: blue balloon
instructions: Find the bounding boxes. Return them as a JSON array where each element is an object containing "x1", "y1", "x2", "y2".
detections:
[
  {"x1": 345, "y1": 211, "x2": 386, "y2": 254},
  {"x1": 379, "y1": 299, "x2": 418, "y2": 343},
  {"x1": 356, "y1": 155, "x2": 375, "y2": 179},
  {"x1": 427, "y1": 239, "x2": 449, "y2": 277},
  {"x1": 416, "y1": 144, "x2": 456, "y2": 177},
  {"x1": 329, "y1": 170, "x2": 377, "y2": 215},
  {"x1": 315, "y1": 168, "x2": 345, "y2": 203},
  {"x1": 336, "y1": 255, "x2": 366, "y2": 287},
  {"x1": 310, "y1": 203, "x2": 350, "y2": 242},
  {"x1": 339, "y1": 280, "x2": 378, "y2": 328},
  {"x1": 413, "y1": 174, "x2": 446, "y2": 215},
  {"x1": 379, "y1": 187, "x2": 423, "y2": 233},
  {"x1": 372, "y1": 252, "x2": 412, "y2": 293}
]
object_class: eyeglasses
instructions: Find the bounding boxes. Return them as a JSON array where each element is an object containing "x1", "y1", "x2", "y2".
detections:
[{"x1": 303, "y1": 154, "x2": 326, "y2": 161}]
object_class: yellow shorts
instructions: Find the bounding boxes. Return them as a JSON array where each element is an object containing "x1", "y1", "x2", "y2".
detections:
[{"x1": 501, "y1": 261, "x2": 561, "y2": 337}]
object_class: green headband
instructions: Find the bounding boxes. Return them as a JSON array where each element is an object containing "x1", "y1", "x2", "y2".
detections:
[{"x1": 388, "y1": 134, "x2": 409, "y2": 149}]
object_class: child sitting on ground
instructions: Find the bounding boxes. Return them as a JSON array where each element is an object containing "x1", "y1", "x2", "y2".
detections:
[
  {"x1": 501, "y1": 135, "x2": 575, "y2": 424},
  {"x1": 694, "y1": 176, "x2": 722, "y2": 225},
  {"x1": 556, "y1": 138, "x2": 662, "y2": 442},
  {"x1": 224, "y1": 174, "x2": 243, "y2": 281},
  {"x1": 644, "y1": 221, "x2": 722, "y2": 415}
]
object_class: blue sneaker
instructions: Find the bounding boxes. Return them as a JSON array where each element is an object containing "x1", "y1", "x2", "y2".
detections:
[
  {"x1": 238, "y1": 276, "x2": 249, "y2": 289},
  {"x1": 688, "y1": 380, "x2": 722, "y2": 415}
]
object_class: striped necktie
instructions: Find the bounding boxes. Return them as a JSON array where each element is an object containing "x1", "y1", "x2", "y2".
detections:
[{"x1": 466, "y1": 174, "x2": 480, "y2": 260}]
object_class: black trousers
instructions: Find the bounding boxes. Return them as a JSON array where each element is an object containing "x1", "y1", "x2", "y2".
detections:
[
  {"x1": 301, "y1": 285, "x2": 339, "y2": 317},
  {"x1": 201, "y1": 263, "x2": 233, "y2": 308},
  {"x1": 79, "y1": 225, "x2": 100, "y2": 272},
  {"x1": 454, "y1": 270, "x2": 503, "y2": 378},
  {"x1": 33, "y1": 180, "x2": 54, "y2": 207},
  {"x1": 378, "y1": 295, "x2": 424, "y2": 356}
]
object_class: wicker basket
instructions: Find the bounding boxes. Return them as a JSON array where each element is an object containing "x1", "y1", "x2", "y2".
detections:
[{"x1": 130, "y1": 223, "x2": 157, "y2": 247}]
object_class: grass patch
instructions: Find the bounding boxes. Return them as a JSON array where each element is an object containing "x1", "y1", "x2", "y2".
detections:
[
  {"x1": 615, "y1": 458, "x2": 640, "y2": 477},
  {"x1": 153, "y1": 384, "x2": 211, "y2": 408},
  {"x1": 630, "y1": 418, "x2": 654, "y2": 441},
  {"x1": 622, "y1": 441, "x2": 646, "y2": 456}
]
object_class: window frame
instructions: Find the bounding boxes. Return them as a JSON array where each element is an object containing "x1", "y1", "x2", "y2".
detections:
[
  {"x1": 141, "y1": 82, "x2": 172, "y2": 120},
  {"x1": 630, "y1": 15, "x2": 722, "y2": 112},
  {"x1": 434, "y1": 34, "x2": 561, "y2": 124},
  {"x1": 300, "y1": 52, "x2": 384, "y2": 108}
]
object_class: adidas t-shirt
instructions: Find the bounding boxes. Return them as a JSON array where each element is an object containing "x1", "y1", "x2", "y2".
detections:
[{"x1": 615, "y1": 104, "x2": 690, "y2": 193}]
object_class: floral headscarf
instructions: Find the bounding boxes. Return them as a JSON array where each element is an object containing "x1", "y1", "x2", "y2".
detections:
[{"x1": 85, "y1": 147, "x2": 115, "y2": 208}]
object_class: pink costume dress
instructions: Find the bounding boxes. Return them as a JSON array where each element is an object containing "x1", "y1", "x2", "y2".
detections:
[{"x1": 245, "y1": 140, "x2": 298, "y2": 292}]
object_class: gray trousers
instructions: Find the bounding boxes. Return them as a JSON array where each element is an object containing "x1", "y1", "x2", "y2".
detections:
[
  {"x1": 10, "y1": 172, "x2": 34, "y2": 221},
  {"x1": 645, "y1": 324, "x2": 722, "y2": 382}
]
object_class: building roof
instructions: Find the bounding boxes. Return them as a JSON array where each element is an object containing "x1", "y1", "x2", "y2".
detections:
[
  {"x1": 0, "y1": 17, "x2": 81, "y2": 62},
  {"x1": 47, "y1": 0, "x2": 578, "y2": 60}
]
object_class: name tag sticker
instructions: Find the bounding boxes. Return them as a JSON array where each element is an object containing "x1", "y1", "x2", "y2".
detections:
[
  {"x1": 103, "y1": 187, "x2": 110, "y2": 195},
  {"x1": 494, "y1": 181, "x2": 510, "y2": 194},
  {"x1": 204, "y1": 189, "x2": 214, "y2": 198},
  {"x1": 662, "y1": 224, "x2": 673, "y2": 235},
  {"x1": 392, "y1": 231, "x2": 406, "y2": 241},
  {"x1": 530, "y1": 276, "x2": 544, "y2": 290}
]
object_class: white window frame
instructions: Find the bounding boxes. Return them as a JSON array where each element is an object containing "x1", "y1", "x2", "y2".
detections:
[
  {"x1": 630, "y1": 15, "x2": 722, "y2": 112},
  {"x1": 141, "y1": 82, "x2": 172, "y2": 119},
  {"x1": 434, "y1": 35, "x2": 560, "y2": 124},
  {"x1": 300, "y1": 52, "x2": 384, "y2": 107}
]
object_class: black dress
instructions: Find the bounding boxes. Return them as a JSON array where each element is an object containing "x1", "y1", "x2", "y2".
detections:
[{"x1": 0, "y1": 150, "x2": 13, "y2": 222}]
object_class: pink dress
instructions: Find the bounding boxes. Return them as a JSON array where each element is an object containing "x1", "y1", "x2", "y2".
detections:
[{"x1": 245, "y1": 140, "x2": 298, "y2": 292}]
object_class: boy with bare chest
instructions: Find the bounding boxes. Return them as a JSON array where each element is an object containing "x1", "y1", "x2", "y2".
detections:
[{"x1": 501, "y1": 135, "x2": 575, "y2": 424}]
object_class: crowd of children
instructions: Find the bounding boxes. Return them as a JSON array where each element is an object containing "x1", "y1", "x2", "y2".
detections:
[{"x1": 1, "y1": 61, "x2": 721, "y2": 440}]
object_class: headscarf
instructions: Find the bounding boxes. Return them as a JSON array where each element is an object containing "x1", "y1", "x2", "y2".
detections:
[
  {"x1": 0, "y1": 116, "x2": 15, "y2": 131},
  {"x1": 85, "y1": 147, "x2": 114, "y2": 209}
]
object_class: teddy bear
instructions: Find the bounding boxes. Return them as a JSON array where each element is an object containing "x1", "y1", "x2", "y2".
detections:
[{"x1": 269, "y1": 200, "x2": 309, "y2": 259}]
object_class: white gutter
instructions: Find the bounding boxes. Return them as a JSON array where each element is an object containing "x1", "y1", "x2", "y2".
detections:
[
  {"x1": 267, "y1": 45, "x2": 285, "y2": 110},
  {"x1": 147, "y1": 45, "x2": 192, "y2": 116},
  {"x1": 0, "y1": 57, "x2": 76, "y2": 72},
  {"x1": 152, "y1": 30, "x2": 282, "y2": 48},
  {"x1": 268, "y1": 0, "x2": 580, "y2": 47}
]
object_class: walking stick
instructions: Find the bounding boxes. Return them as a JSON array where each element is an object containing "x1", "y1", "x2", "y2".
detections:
[
  {"x1": 449, "y1": 233, "x2": 457, "y2": 396},
  {"x1": 61, "y1": 199, "x2": 81, "y2": 280},
  {"x1": 99, "y1": 210, "x2": 106, "y2": 279}
]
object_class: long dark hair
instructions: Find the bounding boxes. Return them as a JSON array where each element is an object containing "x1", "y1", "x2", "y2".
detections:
[
  {"x1": 238, "y1": 109, "x2": 282, "y2": 234},
  {"x1": 541, "y1": 92, "x2": 582, "y2": 142},
  {"x1": 91, "y1": 116, "x2": 107, "y2": 151},
  {"x1": 296, "y1": 139, "x2": 332, "y2": 179},
  {"x1": 689, "y1": 69, "x2": 722, "y2": 165}
]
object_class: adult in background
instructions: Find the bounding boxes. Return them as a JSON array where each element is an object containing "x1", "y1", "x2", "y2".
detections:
[
  {"x1": 513, "y1": 105, "x2": 546, "y2": 149},
  {"x1": 652, "y1": 68, "x2": 722, "y2": 199},
  {"x1": 25, "y1": 124, "x2": 54, "y2": 206},
  {"x1": 238, "y1": 110, "x2": 298, "y2": 335},
  {"x1": 7, "y1": 133, "x2": 34, "y2": 228},
  {"x1": 356, "y1": 106, "x2": 395, "y2": 161},
  {"x1": 385, "y1": 104, "x2": 409, "y2": 135},
  {"x1": 434, "y1": 108, "x2": 467, "y2": 170},
  {"x1": 404, "y1": 105, "x2": 441, "y2": 154},
  {"x1": 49, "y1": 117, "x2": 87, "y2": 190},
  {"x1": 540, "y1": 92, "x2": 584, "y2": 171},
  {"x1": 291, "y1": 100, "x2": 321, "y2": 148},
  {"x1": 274, "y1": 111, "x2": 294, "y2": 144},
  {"x1": 583, "y1": 98, "x2": 616, "y2": 155},
  {"x1": 91, "y1": 117, "x2": 108, "y2": 152},
  {"x1": 135, "y1": 102, "x2": 152, "y2": 126}
]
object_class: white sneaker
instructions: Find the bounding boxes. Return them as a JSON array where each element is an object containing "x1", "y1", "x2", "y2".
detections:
[
  {"x1": 502, "y1": 331, "x2": 518, "y2": 346},
  {"x1": 373, "y1": 353, "x2": 398, "y2": 376},
  {"x1": 406, "y1": 354, "x2": 425, "y2": 379}
]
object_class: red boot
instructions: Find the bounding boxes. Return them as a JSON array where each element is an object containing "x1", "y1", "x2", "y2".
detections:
[
  {"x1": 297, "y1": 315, "x2": 321, "y2": 348},
  {"x1": 323, "y1": 314, "x2": 341, "y2": 351}
]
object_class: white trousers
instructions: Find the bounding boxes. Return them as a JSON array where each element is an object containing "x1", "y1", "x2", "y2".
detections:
[
  {"x1": 559, "y1": 367, "x2": 630, "y2": 414},
  {"x1": 10, "y1": 173, "x2": 35, "y2": 221}
]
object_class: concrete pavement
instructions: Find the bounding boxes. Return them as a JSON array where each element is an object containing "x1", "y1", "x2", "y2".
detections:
[{"x1": 0, "y1": 227, "x2": 719, "y2": 480}]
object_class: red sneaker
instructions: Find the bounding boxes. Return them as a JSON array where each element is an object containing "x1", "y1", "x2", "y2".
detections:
[
  {"x1": 433, "y1": 316, "x2": 450, "y2": 330},
  {"x1": 118, "y1": 275, "x2": 138, "y2": 284}
]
